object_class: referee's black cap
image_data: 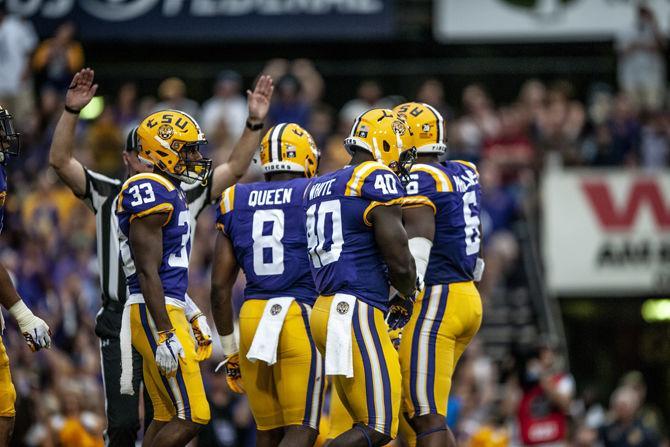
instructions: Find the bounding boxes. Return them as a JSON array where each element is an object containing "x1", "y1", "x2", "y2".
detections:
[{"x1": 125, "y1": 126, "x2": 139, "y2": 152}]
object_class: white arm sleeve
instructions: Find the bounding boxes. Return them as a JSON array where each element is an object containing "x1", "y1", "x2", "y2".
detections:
[{"x1": 408, "y1": 237, "x2": 432, "y2": 283}]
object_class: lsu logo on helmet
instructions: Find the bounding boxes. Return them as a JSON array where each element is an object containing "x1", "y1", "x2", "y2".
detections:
[
  {"x1": 393, "y1": 102, "x2": 447, "y2": 155},
  {"x1": 260, "y1": 123, "x2": 319, "y2": 178},
  {"x1": 344, "y1": 108, "x2": 416, "y2": 180},
  {"x1": 137, "y1": 109, "x2": 212, "y2": 184}
]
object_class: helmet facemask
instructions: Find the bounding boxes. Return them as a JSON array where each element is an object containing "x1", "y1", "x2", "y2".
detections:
[
  {"x1": 173, "y1": 141, "x2": 212, "y2": 185},
  {"x1": 391, "y1": 147, "x2": 417, "y2": 185},
  {"x1": 0, "y1": 109, "x2": 20, "y2": 163}
]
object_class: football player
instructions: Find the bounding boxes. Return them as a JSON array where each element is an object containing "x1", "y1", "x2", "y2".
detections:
[
  {"x1": 116, "y1": 110, "x2": 212, "y2": 447},
  {"x1": 305, "y1": 108, "x2": 419, "y2": 447},
  {"x1": 211, "y1": 123, "x2": 321, "y2": 447},
  {"x1": 393, "y1": 102, "x2": 484, "y2": 447},
  {"x1": 0, "y1": 107, "x2": 51, "y2": 446}
]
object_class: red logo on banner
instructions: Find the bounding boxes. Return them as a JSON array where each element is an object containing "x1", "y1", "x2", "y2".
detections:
[{"x1": 581, "y1": 180, "x2": 670, "y2": 230}]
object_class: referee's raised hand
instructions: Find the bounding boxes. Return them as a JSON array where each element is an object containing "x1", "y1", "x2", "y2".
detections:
[{"x1": 65, "y1": 68, "x2": 99, "y2": 113}]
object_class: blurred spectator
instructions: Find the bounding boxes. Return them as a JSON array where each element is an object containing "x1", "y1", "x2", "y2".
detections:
[
  {"x1": 516, "y1": 339, "x2": 574, "y2": 447},
  {"x1": 339, "y1": 79, "x2": 391, "y2": 127},
  {"x1": 534, "y1": 81, "x2": 585, "y2": 167},
  {"x1": 478, "y1": 161, "x2": 520, "y2": 301},
  {"x1": 85, "y1": 107, "x2": 123, "y2": 176},
  {"x1": 0, "y1": 5, "x2": 38, "y2": 128},
  {"x1": 32, "y1": 22, "x2": 84, "y2": 93},
  {"x1": 456, "y1": 84, "x2": 501, "y2": 160},
  {"x1": 268, "y1": 74, "x2": 310, "y2": 127},
  {"x1": 640, "y1": 111, "x2": 670, "y2": 169},
  {"x1": 153, "y1": 77, "x2": 200, "y2": 119},
  {"x1": 291, "y1": 59, "x2": 325, "y2": 105},
  {"x1": 518, "y1": 79, "x2": 547, "y2": 127},
  {"x1": 482, "y1": 105, "x2": 535, "y2": 182},
  {"x1": 599, "y1": 386, "x2": 661, "y2": 447},
  {"x1": 112, "y1": 82, "x2": 140, "y2": 134},
  {"x1": 616, "y1": 4, "x2": 666, "y2": 112},
  {"x1": 417, "y1": 78, "x2": 452, "y2": 121},
  {"x1": 201, "y1": 70, "x2": 247, "y2": 140}
]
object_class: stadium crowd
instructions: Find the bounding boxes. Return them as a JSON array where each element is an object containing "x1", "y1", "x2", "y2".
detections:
[{"x1": 0, "y1": 10, "x2": 669, "y2": 447}]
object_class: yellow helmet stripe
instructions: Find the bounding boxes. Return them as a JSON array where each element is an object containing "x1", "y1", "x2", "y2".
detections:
[
  {"x1": 423, "y1": 103, "x2": 444, "y2": 144},
  {"x1": 269, "y1": 123, "x2": 288, "y2": 162}
]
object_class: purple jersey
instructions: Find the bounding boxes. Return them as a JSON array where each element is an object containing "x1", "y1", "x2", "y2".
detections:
[
  {"x1": 303, "y1": 161, "x2": 405, "y2": 312},
  {"x1": 116, "y1": 173, "x2": 191, "y2": 304},
  {"x1": 216, "y1": 179, "x2": 317, "y2": 305},
  {"x1": 0, "y1": 165, "x2": 6, "y2": 233},
  {"x1": 404, "y1": 161, "x2": 481, "y2": 285}
]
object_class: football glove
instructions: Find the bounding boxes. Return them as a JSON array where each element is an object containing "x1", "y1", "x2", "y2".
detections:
[
  {"x1": 386, "y1": 277, "x2": 422, "y2": 330},
  {"x1": 473, "y1": 257, "x2": 485, "y2": 282},
  {"x1": 388, "y1": 328, "x2": 402, "y2": 351},
  {"x1": 189, "y1": 312, "x2": 213, "y2": 361},
  {"x1": 9, "y1": 301, "x2": 51, "y2": 352},
  {"x1": 215, "y1": 354, "x2": 245, "y2": 394},
  {"x1": 156, "y1": 329, "x2": 185, "y2": 378}
]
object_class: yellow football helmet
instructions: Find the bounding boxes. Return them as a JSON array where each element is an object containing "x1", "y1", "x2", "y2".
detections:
[
  {"x1": 260, "y1": 123, "x2": 319, "y2": 178},
  {"x1": 136, "y1": 110, "x2": 212, "y2": 184},
  {"x1": 344, "y1": 108, "x2": 416, "y2": 179},
  {"x1": 0, "y1": 106, "x2": 20, "y2": 162},
  {"x1": 393, "y1": 102, "x2": 447, "y2": 155}
]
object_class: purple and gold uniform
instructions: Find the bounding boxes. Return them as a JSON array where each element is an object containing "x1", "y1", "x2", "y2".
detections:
[
  {"x1": 0, "y1": 164, "x2": 16, "y2": 418},
  {"x1": 306, "y1": 161, "x2": 404, "y2": 438},
  {"x1": 400, "y1": 160, "x2": 483, "y2": 419},
  {"x1": 216, "y1": 179, "x2": 323, "y2": 430},
  {"x1": 116, "y1": 172, "x2": 210, "y2": 425}
]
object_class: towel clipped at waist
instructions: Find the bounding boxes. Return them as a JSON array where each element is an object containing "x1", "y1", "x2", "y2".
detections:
[
  {"x1": 325, "y1": 294, "x2": 356, "y2": 378},
  {"x1": 246, "y1": 297, "x2": 294, "y2": 365}
]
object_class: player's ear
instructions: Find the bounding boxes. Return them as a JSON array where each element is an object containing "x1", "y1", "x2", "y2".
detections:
[{"x1": 122, "y1": 152, "x2": 130, "y2": 168}]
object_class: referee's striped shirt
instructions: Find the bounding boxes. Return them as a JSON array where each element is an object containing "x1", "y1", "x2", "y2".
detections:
[{"x1": 80, "y1": 168, "x2": 213, "y2": 305}]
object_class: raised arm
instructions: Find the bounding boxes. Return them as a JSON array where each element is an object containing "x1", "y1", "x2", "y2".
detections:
[
  {"x1": 49, "y1": 68, "x2": 98, "y2": 196},
  {"x1": 370, "y1": 204, "x2": 417, "y2": 297},
  {"x1": 208, "y1": 75, "x2": 274, "y2": 201}
]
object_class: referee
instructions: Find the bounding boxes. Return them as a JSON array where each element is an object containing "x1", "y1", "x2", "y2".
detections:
[{"x1": 48, "y1": 68, "x2": 273, "y2": 446}]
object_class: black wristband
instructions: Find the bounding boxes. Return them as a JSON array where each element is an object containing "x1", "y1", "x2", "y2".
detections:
[
  {"x1": 64, "y1": 105, "x2": 81, "y2": 115},
  {"x1": 246, "y1": 120, "x2": 263, "y2": 131}
]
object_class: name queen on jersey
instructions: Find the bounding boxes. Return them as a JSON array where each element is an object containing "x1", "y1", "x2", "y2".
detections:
[
  {"x1": 216, "y1": 179, "x2": 316, "y2": 303},
  {"x1": 116, "y1": 173, "x2": 191, "y2": 306},
  {"x1": 304, "y1": 161, "x2": 405, "y2": 312}
]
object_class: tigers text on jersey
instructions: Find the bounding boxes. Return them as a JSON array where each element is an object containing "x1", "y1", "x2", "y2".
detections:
[
  {"x1": 303, "y1": 161, "x2": 405, "y2": 312},
  {"x1": 0, "y1": 165, "x2": 6, "y2": 234},
  {"x1": 217, "y1": 179, "x2": 317, "y2": 305},
  {"x1": 115, "y1": 173, "x2": 192, "y2": 305},
  {"x1": 404, "y1": 161, "x2": 482, "y2": 285}
]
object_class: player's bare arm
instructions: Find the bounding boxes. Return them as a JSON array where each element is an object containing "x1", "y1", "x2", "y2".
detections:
[
  {"x1": 403, "y1": 205, "x2": 436, "y2": 241},
  {"x1": 210, "y1": 231, "x2": 240, "y2": 338},
  {"x1": 48, "y1": 68, "x2": 99, "y2": 196},
  {"x1": 208, "y1": 75, "x2": 274, "y2": 201},
  {"x1": 129, "y1": 212, "x2": 172, "y2": 333},
  {"x1": 370, "y1": 204, "x2": 416, "y2": 297}
]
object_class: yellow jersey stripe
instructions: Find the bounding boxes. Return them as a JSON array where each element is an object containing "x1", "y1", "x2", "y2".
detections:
[
  {"x1": 402, "y1": 195, "x2": 436, "y2": 214},
  {"x1": 121, "y1": 173, "x2": 176, "y2": 193},
  {"x1": 346, "y1": 161, "x2": 393, "y2": 197},
  {"x1": 411, "y1": 164, "x2": 453, "y2": 192},
  {"x1": 130, "y1": 203, "x2": 174, "y2": 227},
  {"x1": 362, "y1": 197, "x2": 404, "y2": 226},
  {"x1": 220, "y1": 185, "x2": 236, "y2": 214},
  {"x1": 452, "y1": 160, "x2": 479, "y2": 176}
]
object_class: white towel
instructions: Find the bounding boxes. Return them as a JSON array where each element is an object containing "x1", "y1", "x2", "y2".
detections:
[
  {"x1": 246, "y1": 297, "x2": 294, "y2": 365},
  {"x1": 119, "y1": 304, "x2": 134, "y2": 395},
  {"x1": 325, "y1": 294, "x2": 356, "y2": 378}
]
